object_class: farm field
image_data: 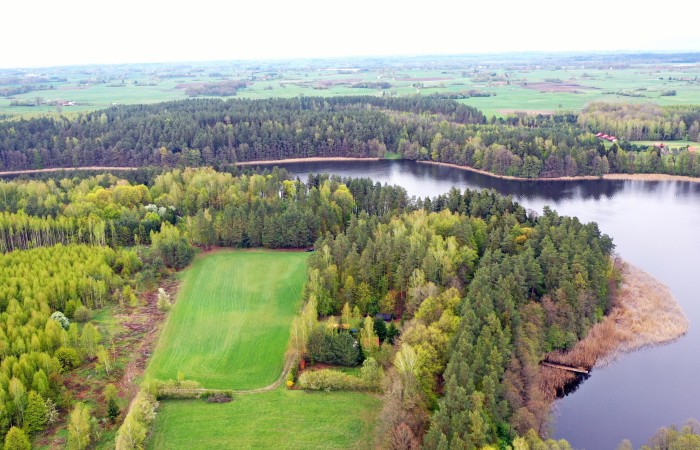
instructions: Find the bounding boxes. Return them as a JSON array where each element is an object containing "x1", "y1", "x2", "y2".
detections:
[
  {"x1": 146, "y1": 250, "x2": 308, "y2": 389},
  {"x1": 147, "y1": 389, "x2": 380, "y2": 449},
  {"x1": 2, "y1": 56, "x2": 699, "y2": 118}
]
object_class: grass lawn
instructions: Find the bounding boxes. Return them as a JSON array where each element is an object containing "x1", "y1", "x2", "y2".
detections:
[
  {"x1": 146, "y1": 250, "x2": 309, "y2": 389},
  {"x1": 631, "y1": 140, "x2": 700, "y2": 149},
  {"x1": 147, "y1": 389, "x2": 380, "y2": 450}
]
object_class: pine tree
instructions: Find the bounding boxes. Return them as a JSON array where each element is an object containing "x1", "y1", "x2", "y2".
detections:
[
  {"x1": 3, "y1": 427, "x2": 30, "y2": 450},
  {"x1": 23, "y1": 391, "x2": 48, "y2": 434}
]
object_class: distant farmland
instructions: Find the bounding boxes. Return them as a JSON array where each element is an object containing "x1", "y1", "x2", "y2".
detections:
[{"x1": 2, "y1": 56, "x2": 699, "y2": 118}]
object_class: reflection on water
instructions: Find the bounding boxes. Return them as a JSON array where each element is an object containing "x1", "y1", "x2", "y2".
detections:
[
  {"x1": 557, "y1": 373, "x2": 592, "y2": 398},
  {"x1": 253, "y1": 159, "x2": 700, "y2": 450}
]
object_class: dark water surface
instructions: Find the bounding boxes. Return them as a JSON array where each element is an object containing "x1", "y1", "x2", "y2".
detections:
[{"x1": 253, "y1": 160, "x2": 700, "y2": 449}]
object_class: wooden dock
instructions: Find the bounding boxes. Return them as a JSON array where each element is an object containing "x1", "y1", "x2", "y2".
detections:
[{"x1": 541, "y1": 361, "x2": 590, "y2": 375}]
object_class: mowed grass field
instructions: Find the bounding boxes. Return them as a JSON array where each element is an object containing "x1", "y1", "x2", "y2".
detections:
[
  {"x1": 146, "y1": 250, "x2": 308, "y2": 389},
  {"x1": 148, "y1": 389, "x2": 380, "y2": 449},
  {"x1": 631, "y1": 140, "x2": 700, "y2": 149}
]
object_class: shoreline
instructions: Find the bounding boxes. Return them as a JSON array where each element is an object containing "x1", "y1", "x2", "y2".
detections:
[
  {"x1": 539, "y1": 260, "x2": 688, "y2": 406},
  {"x1": 1, "y1": 158, "x2": 698, "y2": 183},
  {"x1": 0, "y1": 166, "x2": 139, "y2": 176},
  {"x1": 418, "y1": 160, "x2": 700, "y2": 183},
  {"x1": 234, "y1": 156, "x2": 381, "y2": 166}
]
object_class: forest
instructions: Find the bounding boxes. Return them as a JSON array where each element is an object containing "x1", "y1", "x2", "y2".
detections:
[
  {"x1": 1, "y1": 96, "x2": 698, "y2": 178},
  {"x1": 0, "y1": 166, "x2": 622, "y2": 449}
]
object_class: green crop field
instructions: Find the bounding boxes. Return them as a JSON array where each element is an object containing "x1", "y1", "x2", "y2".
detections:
[
  {"x1": 148, "y1": 389, "x2": 380, "y2": 449},
  {"x1": 146, "y1": 250, "x2": 309, "y2": 389},
  {"x1": 3, "y1": 58, "x2": 698, "y2": 118}
]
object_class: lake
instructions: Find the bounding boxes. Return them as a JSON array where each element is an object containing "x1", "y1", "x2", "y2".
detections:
[{"x1": 251, "y1": 159, "x2": 700, "y2": 449}]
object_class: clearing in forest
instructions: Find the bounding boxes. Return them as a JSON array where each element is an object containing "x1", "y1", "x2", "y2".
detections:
[{"x1": 146, "y1": 250, "x2": 309, "y2": 389}]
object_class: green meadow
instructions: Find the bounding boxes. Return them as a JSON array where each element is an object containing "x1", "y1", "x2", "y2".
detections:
[
  {"x1": 146, "y1": 250, "x2": 308, "y2": 389},
  {"x1": 148, "y1": 389, "x2": 380, "y2": 449}
]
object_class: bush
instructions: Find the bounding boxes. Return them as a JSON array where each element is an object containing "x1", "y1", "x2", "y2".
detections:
[
  {"x1": 156, "y1": 288, "x2": 171, "y2": 312},
  {"x1": 298, "y1": 369, "x2": 366, "y2": 391},
  {"x1": 202, "y1": 392, "x2": 233, "y2": 403},
  {"x1": 55, "y1": 347, "x2": 81, "y2": 370},
  {"x1": 299, "y1": 358, "x2": 384, "y2": 392},
  {"x1": 50, "y1": 311, "x2": 69, "y2": 330},
  {"x1": 154, "y1": 378, "x2": 203, "y2": 399},
  {"x1": 359, "y1": 357, "x2": 384, "y2": 391},
  {"x1": 73, "y1": 306, "x2": 92, "y2": 323}
]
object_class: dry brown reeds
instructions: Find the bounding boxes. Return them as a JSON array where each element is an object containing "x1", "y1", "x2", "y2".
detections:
[{"x1": 538, "y1": 260, "x2": 688, "y2": 403}]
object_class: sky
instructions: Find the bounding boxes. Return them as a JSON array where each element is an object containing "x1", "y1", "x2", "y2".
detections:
[{"x1": 2, "y1": 0, "x2": 699, "y2": 69}]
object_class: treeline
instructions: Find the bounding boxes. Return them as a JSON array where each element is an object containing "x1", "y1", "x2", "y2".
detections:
[
  {"x1": 0, "y1": 168, "x2": 412, "y2": 254},
  {"x1": 421, "y1": 119, "x2": 700, "y2": 177},
  {"x1": 0, "y1": 96, "x2": 484, "y2": 170},
  {"x1": 1, "y1": 96, "x2": 699, "y2": 178},
  {"x1": 578, "y1": 102, "x2": 700, "y2": 141},
  {"x1": 181, "y1": 80, "x2": 248, "y2": 97},
  {"x1": 305, "y1": 186, "x2": 614, "y2": 448}
]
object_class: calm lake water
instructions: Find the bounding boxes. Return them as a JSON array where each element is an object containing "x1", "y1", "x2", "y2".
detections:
[{"x1": 254, "y1": 159, "x2": 700, "y2": 449}]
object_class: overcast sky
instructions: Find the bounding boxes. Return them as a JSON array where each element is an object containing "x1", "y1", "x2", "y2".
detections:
[{"x1": 2, "y1": 0, "x2": 699, "y2": 68}]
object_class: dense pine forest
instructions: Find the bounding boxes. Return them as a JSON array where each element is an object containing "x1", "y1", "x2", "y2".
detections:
[
  {"x1": 0, "y1": 167, "x2": 619, "y2": 448},
  {"x1": 1, "y1": 96, "x2": 699, "y2": 178}
]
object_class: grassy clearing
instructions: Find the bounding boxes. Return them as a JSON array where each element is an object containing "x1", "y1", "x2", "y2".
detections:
[
  {"x1": 631, "y1": 140, "x2": 700, "y2": 149},
  {"x1": 148, "y1": 389, "x2": 380, "y2": 450},
  {"x1": 146, "y1": 250, "x2": 308, "y2": 389}
]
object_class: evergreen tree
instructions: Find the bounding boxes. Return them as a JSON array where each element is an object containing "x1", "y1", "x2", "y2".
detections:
[
  {"x1": 3, "y1": 427, "x2": 30, "y2": 450},
  {"x1": 23, "y1": 391, "x2": 48, "y2": 435}
]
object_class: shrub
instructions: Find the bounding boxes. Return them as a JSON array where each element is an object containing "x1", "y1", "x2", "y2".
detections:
[
  {"x1": 298, "y1": 369, "x2": 366, "y2": 391},
  {"x1": 360, "y1": 357, "x2": 384, "y2": 391},
  {"x1": 203, "y1": 392, "x2": 233, "y2": 403},
  {"x1": 55, "y1": 347, "x2": 81, "y2": 370},
  {"x1": 153, "y1": 378, "x2": 203, "y2": 399},
  {"x1": 73, "y1": 306, "x2": 92, "y2": 323},
  {"x1": 156, "y1": 288, "x2": 171, "y2": 312},
  {"x1": 50, "y1": 311, "x2": 69, "y2": 330}
]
